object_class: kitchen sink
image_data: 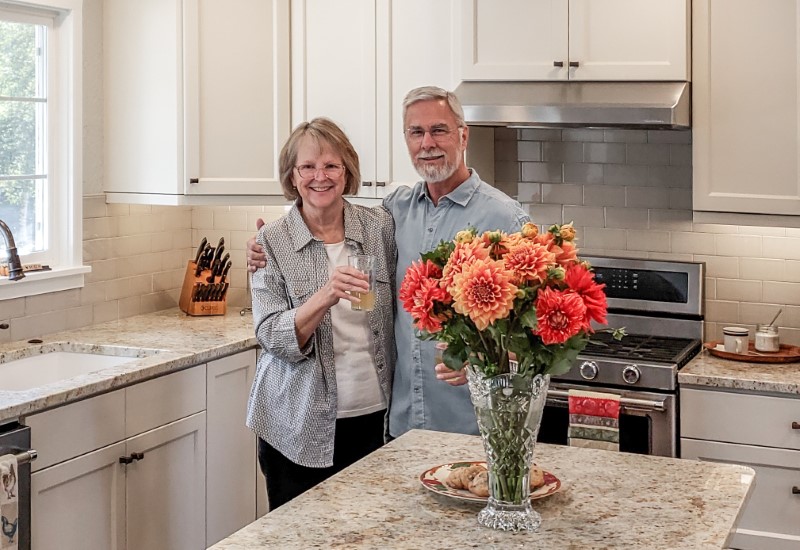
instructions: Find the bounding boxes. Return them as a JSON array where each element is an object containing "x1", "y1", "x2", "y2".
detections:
[{"x1": 0, "y1": 349, "x2": 151, "y2": 391}]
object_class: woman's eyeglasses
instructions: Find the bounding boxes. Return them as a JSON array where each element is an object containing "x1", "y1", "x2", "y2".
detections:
[{"x1": 294, "y1": 163, "x2": 345, "y2": 179}]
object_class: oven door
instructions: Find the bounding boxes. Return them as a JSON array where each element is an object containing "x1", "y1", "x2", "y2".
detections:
[{"x1": 538, "y1": 382, "x2": 677, "y2": 457}]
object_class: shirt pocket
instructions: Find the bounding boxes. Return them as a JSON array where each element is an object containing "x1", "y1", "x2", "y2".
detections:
[{"x1": 285, "y1": 277, "x2": 315, "y2": 308}]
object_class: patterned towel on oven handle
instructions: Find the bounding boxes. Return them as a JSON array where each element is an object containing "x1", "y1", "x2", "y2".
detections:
[{"x1": 568, "y1": 389, "x2": 621, "y2": 452}]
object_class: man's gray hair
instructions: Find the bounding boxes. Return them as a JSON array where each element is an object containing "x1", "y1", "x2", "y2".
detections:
[{"x1": 402, "y1": 86, "x2": 466, "y2": 128}]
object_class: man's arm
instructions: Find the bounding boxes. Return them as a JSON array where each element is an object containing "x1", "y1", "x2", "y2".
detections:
[{"x1": 247, "y1": 218, "x2": 267, "y2": 272}]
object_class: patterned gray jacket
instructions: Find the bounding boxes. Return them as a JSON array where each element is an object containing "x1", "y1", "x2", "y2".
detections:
[{"x1": 247, "y1": 201, "x2": 397, "y2": 467}]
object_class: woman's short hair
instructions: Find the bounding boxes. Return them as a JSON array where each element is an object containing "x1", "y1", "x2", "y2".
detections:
[
  {"x1": 278, "y1": 117, "x2": 361, "y2": 201},
  {"x1": 402, "y1": 86, "x2": 466, "y2": 128}
]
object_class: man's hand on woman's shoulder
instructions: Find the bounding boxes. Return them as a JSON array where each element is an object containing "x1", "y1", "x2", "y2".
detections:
[{"x1": 247, "y1": 218, "x2": 267, "y2": 273}]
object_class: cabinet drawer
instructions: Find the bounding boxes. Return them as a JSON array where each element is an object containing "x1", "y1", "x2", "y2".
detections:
[
  {"x1": 681, "y1": 388, "x2": 800, "y2": 450},
  {"x1": 682, "y1": 438, "x2": 800, "y2": 549},
  {"x1": 125, "y1": 365, "x2": 206, "y2": 437},
  {"x1": 26, "y1": 389, "x2": 126, "y2": 472}
]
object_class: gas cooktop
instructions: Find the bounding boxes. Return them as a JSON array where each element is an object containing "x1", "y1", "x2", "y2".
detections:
[{"x1": 584, "y1": 332, "x2": 702, "y2": 368}]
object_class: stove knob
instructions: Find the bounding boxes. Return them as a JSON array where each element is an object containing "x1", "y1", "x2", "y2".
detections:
[
  {"x1": 579, "y1": 361, "x2": 598, "y2": 380},
  {"x1": 622, "y1": 365, "x2": 641, "y2": 385}
]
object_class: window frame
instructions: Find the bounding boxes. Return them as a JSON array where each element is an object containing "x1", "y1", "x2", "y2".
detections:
[{"x1": 0, "y1": 0, "x2": 88, "y2": 300}]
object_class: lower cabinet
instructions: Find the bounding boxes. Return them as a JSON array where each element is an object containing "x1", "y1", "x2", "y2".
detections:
[
  {"x1": 680, "y1": 387, "x2": 800, "y2": 550},
  {"x1": 25, "y1": 349, "x2": 257, "y2": 550}
]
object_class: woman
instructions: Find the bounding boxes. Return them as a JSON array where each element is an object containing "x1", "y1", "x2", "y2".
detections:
[{"x1": 247, "y1": 117, "x2": 396, "y2": 510}]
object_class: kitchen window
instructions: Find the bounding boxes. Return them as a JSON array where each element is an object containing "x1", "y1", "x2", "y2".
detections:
[{"x1": 0, "y1": 0, "x2": 87, "y2": 300}]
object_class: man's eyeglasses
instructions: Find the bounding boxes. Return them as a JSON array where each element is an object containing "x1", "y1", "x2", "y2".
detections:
[
  {"x1": 404, "y1": 125, "x2": 461, "y2": 144},
  {"x1": 294, "y1": 163, "x2": 345, "y2": 179}
]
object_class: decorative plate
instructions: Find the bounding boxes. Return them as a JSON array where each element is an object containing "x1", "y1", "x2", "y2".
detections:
[
  {"x1": 419, "y1": 461, "x2": 562, "y2": 503},
  {"x1": 704, "y1": 341, "x2": 800, "y2": 364}
]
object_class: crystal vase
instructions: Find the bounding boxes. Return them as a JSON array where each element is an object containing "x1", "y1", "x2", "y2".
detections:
[{"x1": 466, "y1": 367, "x2": 550, "y2": 532}]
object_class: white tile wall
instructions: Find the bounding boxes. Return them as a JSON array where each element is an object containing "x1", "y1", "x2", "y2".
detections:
[{"x1": 495, "y1": 128, "x2": 800, "y2": 346}]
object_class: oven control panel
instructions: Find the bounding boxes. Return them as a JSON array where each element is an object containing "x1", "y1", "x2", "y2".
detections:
[{"x1": 593, "y1": 267, "x2": 688, "y2": 304}]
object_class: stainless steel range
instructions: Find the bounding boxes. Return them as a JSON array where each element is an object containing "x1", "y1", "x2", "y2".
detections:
[{"x1": 538, "y1": 256, "x2": 705, "y2": 457}]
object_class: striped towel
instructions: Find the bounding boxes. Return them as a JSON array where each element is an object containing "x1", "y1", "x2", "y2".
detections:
[
  {"x1": 568, "y1": 389, "x2": 621, "y2": 452},
  {"x1": 0, "y1": 454, "x2": 18, "y2": 549}
]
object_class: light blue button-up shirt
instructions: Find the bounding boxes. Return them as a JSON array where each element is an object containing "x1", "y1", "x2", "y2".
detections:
[{"x1": 383, "y1": 170, "x2": 530, "y2": 437}]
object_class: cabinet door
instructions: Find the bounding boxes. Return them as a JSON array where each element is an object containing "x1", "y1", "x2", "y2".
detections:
[
  {"x1": 693, "y1": 0, "x2": 800, "y2": 215},
  {"x1": 125, "y1": 413, "x2": 206, "y2": 550},
  {"x1": 458, "y1": 0, "x2": 568, "y2": 81},
  {"x1": 291, "y1": 0, "x2": 378, "y2": 198},
  {"x1": 206, "y1": 350, "x2": 257, "y2": 547},
  {"x1": 31, "y1": 442, "x2": 126, "y2": 550},
  {"x1": 378, "y1": 0, "x2": 457, "y2": 194},
  {"x1": 184, "y1": 0, "x2": 290, "y2": 196},
  {"x1": 568, "y1": 0, "x2": 688, "y2": 81},
  {"x1": 682, "y1": 438, "x2": 800, "y2": 550}
]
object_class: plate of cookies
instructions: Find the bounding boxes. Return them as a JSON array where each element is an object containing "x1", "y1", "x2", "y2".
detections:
[{"x1": 419, "y1": 461, "x2": 561, "y2": 503}]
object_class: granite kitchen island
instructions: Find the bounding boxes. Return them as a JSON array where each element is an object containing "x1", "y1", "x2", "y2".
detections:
[{"x1": 210, "y1": 429, "x2": 753, "y2": 549}]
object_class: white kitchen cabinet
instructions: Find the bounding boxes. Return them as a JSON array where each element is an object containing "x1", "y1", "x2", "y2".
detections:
[
  {"x1": 680, "y1": 387, "x2": 800, "y2": 550},
  {"x1": 692, "y1": 0, "x2": 800, "y2": 216},
  {"x1": 26, "y1": 350, "x2": 258, "y2": 549},
  {"x1": 458, "y1": 0, "x2": 689, "y2": 81},
  {"x1": 206, "y1": 350, "x2": 257, "y2": 547},
  {"x1": 291, "y1": 0, "x2": 456, "y2": 198},
  {"x1": 103, "y1": 0, "x2": 290, "y2": 205}
]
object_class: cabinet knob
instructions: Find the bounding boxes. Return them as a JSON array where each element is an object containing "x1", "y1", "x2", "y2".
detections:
[
  {"x1": 569, "y1": 61, "x2": 580, "y2": 68},
  {"x1": 131, "y1": 451, "x2": 145, "y2": 461},
  {"x1": 119, "y1": 456, "x2": 134, "y2": 464},
  {"x1": 189, "y1": 178, "x2": 199, "y2": 184},
  {"x1": 793, "y1": 486, "x2": 800, "y2": 495},
  {"x1": 793, "y1": 421, "x2": 800, "y2": 429},
  {"x1": 553, "y1": 61, "x2": 564, "y2": 67}
]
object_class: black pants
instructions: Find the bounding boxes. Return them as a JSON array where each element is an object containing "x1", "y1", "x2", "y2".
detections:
[{"x1": 258, "y1": 409, "x2": 385, "y2": 511}]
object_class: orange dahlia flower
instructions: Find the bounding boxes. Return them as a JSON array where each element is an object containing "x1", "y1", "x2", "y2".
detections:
[
  {"x1": 399, "y1": 260, "x2": 449, "y2": 333},
  {"x1": 534, "y1": 287, "x2": 587, "y2": 345},
  {"x1": 441, "y1": 239, "x2": 490, "y2": 293},
  {"x1": 451, "y1": 258, "x2": 518, "y2": 331},
  {"x1": 503, "y1": 240, "x2": 556, "y2": 285}
]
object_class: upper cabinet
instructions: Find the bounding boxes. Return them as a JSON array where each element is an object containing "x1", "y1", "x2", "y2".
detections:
[
  {"x1": 291, "y1": 0, "x2": 457, "y2": 198},
  {"x1": 693, "y1": 0, "x2": 800, "y2": 216},
  {"x1": 103, "y1": 0, "x2": 290, "y2": 205},
  {"x1": 458, "y1": 0, "x2": 690, "y2": 81}
]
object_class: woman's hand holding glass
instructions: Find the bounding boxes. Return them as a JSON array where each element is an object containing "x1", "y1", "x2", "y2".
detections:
[{"x1": 318, "y1": 265, "x2": 370, "y2": 309}]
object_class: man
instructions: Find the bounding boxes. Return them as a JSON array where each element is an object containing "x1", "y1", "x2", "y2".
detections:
[{"x1": 247, "y1": 86, "x2": 529, "y2": 437}]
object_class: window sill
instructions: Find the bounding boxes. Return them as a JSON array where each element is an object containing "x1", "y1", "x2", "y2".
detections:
[{"x1": 0, "y1": 265, "x2": 92, "y2": 300}]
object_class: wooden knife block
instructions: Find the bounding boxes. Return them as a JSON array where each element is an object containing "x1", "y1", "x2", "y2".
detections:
[{"x1": 179, "y1": 260, "x2": 227, "y2": 316}]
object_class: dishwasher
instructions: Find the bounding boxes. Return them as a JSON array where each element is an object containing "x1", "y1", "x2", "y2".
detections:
[{"x1": 0, "y1": 422, "x2": 37, "y2": 550}]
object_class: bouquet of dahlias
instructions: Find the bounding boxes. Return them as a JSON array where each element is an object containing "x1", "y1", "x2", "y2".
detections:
[{"x1": 399, "y1": 222, "x2": 618, "y2": 379}]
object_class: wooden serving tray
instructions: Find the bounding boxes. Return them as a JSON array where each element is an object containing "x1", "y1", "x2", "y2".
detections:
[{"x1": 704, "y1": 341, "x2": 800, "y2": 364}]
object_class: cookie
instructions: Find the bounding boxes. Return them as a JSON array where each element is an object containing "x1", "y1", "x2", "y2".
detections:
[
  {"x1": 529, "y1": 465, "x2": 545, "y2": 490},
  {"x1": 468, "y1": 470, "x2": 489, "y2": 497},
  {"x1": 445, "y1": 464, "x2": 485, "y2": 490}
]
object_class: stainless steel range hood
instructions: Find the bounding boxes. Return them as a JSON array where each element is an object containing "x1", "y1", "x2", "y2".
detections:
[{"x1": 455, "y1": 81, "x2": 690, "y2": 129}]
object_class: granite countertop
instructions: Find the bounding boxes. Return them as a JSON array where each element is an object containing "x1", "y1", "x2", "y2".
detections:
[
  {"x1": 679, "y1": 347, "x2": 800, "y2": 396},
  {"x1": 0, "y1": 308, "x2": 255, "y2": 422},
  {"x1": 210, "y1": 429, "x2": 753, "y2": 550}
]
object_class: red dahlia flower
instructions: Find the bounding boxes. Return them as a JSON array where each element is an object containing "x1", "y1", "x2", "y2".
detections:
[
  {"x1": 534, "y1": 287, "x2": 587, "y2": 345},
  {"x1": 564, "y1": 264, "x2": 608, "y2": 328}
]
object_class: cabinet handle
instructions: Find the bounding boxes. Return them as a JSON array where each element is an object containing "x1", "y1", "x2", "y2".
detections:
[
  {"x1": 375, "y1": 181, "x2": 386, "y2": 187},
  {"x1": 793, "y1": 486, "x2": 800, "y2": 495},
  {"x1": 131, "y1": 451, "x2": 145, "y2": 461},
  {"x1": 792, "y1": 421, "x2": 800, "y2": 429},
  {"x1": 189, "y1": 178, "x2": 199, "y2": 184},
  {"x1": 553, "y1": 61, "x2": 564, "y2": 67},
  {"x1": 569, "y1": 61, "x2": 580, "y2": 68},
  {"x1": 362, "y1": 181, "x2": 373, "y2": 187},
  {"x1": 119, "y1": 455, "x2": 134, "y2": 464}
]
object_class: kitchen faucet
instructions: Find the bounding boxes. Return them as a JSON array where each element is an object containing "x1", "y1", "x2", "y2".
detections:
[{"x1": 0, "y1": 219, "x2": 25, "y2": 281}]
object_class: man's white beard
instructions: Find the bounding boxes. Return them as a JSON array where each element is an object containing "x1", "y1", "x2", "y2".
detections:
[{"x1": 413, "y1": 153, "x2": 458, "y2": 183}]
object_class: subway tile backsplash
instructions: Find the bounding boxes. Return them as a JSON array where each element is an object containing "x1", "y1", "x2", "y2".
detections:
[{"x1": 494, "y1": 128, "x2": 800, "y2": 346}]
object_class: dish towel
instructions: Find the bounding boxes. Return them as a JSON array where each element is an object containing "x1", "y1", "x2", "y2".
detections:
[
  {"x1": 568, "y1": 389, "x2": 621, "y2": 452},
  {"x1": 0, "y1": 454, "x2": 18, "y2": 549}
]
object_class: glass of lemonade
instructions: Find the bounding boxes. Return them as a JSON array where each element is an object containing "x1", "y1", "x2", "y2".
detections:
[{"x1": 348, "y1": 254, "x2": 376, "y2": 311}]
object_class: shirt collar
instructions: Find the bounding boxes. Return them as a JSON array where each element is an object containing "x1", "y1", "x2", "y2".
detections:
[
  {"x1": 418, "y1": 169, "x2": 481, "y2": 207},
  {"x1": 286, "y1": 200, "x2": 366, "y2": 252}
]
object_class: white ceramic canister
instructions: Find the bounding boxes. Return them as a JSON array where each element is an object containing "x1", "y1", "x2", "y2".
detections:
[
  {"x1": 754, "y1": 324, "x2": 780, "y2": 352},
  {"x1": 722, "y1": 326, "x2": 750, "y2": 354}
]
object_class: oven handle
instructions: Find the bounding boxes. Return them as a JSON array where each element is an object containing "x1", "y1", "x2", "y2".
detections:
[{"x1": 547, "y1": 389, "x2": 667, "y2": 412}]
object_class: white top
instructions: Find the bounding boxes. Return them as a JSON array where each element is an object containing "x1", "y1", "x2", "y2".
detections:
[{"x1": 324, "y1": 241, "x2": 386, "y2": 418}]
